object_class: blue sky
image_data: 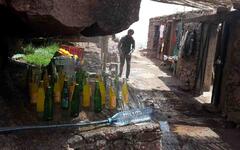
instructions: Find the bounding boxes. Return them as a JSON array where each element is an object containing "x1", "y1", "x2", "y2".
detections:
[{"x1": 116, "y1": 0, "x2": 196, "y2": 49}]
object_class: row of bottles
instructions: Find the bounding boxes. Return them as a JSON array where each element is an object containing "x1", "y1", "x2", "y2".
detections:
[{"x1": 28, "y1": 66, "x2": 129, "y2": 121}]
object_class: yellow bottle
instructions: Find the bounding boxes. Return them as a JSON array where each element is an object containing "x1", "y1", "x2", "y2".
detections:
[
  {"x1": 29, "y1": 70, "x2": 38, "y2": 104},
  {"x1": 97, "y1": 75, "x2": 106, "y2": 106},
  {"x1": 37, "y1": 81, "x2": 45, "y2": 113},
  {"x1": 83, "y1": 79, "x2": 91, "y2": 108},
  {"x1": 109, "y1": 82, "x2": 116, "y2": 110},
  {"x1": 54, "y1": 77, "x2": 61, "y2": 103},
  {"x1": 122, "y1": 79, "x2": 129, "y2": 104},
  {"x1": 68, "y1": 81, "x2": 76, "y2": 101}
]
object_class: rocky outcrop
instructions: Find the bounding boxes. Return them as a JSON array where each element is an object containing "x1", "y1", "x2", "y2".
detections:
[
  {"x1": 0, "y1": 0, "x2": 141, "y2": 37},
  {"x1": 232, "y1": 0, "x2": 240, "y2": 9}
]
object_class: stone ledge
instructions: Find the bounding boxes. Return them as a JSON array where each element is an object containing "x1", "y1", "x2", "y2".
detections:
[{"x1": 68, "y1": 122, "x2": 161, "y2": 150}]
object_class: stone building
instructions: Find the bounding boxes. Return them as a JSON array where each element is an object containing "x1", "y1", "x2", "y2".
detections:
[{"x1": 147, "y1": 9, "x2": 240, "y2": 124}]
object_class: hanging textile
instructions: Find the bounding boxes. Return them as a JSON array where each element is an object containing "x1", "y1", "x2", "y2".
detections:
[
  {"x1": 163, "y1": 23, "x2": 172, "y2": 56},
  {"x1": 179, "y1": 30, "x2": 189, "y2": 57},
  {"x1": 173, "y1": 22, "x2": 183, "y2": 56},
  {"x1": 179, "y1": 30, "x2": 196, "y2": 57}
]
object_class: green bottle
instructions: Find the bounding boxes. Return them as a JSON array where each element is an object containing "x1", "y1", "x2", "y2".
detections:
[
  {"x1": 114, "y1": 75, "x2": 120, "y2": 101},
  {"x1": 44, "y1": 86, "x2": 53, "y2": 121},
  {"x1": 94, "y1": 81, "x2": 102, "y2": 113},
  {"x1": 61, "y1": 80, "x2": 69, "y2": 109},
  {"x1": 70, "y1": 83, "x2": 80, "y2": 117},
  {"x1": 76, "y1": 69, "x2": 85, "y2": 85},
  {"x1": 76, "y1": 70, "x2": 85, "y2": 104}
]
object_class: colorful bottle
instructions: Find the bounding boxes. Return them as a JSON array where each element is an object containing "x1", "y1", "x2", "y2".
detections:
[
  {"x1": 53, "y1": 76, "x2": 61, "y2": 103},
  {"x1": 68, "y1": 80, "x2": 76, "y2": 102},
  {"x1": 114, "y1": 75, "x2": 120, "y2": 106},
  {"x1": 76, "y1": 69, "x2": 85, "y2": 85},
  {"x1": 59, "y1": 70, "x2": 65, "y2": 92},
  {"x1": 36, "y1": 81, "x2": 45, "y2": 113},
  {"x1": 122, "y1": 79, "x2": 129, "y2": 104},
  {"x1": 44, "y1": 86, "x2": 54, "y2": 121},
  {"x1": 42, "y1": 69, "x2": 49, "y2": 91},
  {"x1": 70, "y1": 83, "x2": 80, "y2": 117},
  {"x1": 61, "y1": 80, "x2": 69, "y2": 109},
  {"x1": 114, "y1": 75, "x2": 119, "y2": 99},
  {"x1": 83, "y1": 78, "x2": 91, "y2": 108},
  {"x1": 94, "y1": 81, "x2": 102, "y2": 113},
  {"x1": 30, "y1": 82, "x2": 38, "y2": 104},
  {"x1": 98, "y1": 75, "x2": 106, "y2": 106},
  {"x1": 29, "y1": 68, "x2": 39, "y2": 104},
  {"x1": 48, "y1": 75, "x2": 53, "y2": 87},
  {"x1": 109, "y1": 81, "x2": 117, "y2": 110}
]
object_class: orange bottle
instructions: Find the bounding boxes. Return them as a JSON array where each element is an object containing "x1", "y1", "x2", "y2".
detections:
[{"x1": 109, "y1": 81, "x2": 116, "y2": 110}]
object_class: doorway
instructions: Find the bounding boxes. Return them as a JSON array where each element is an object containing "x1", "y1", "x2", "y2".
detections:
[{"x1": 195, "y1": 22, "x2": 229, "y2": 105}]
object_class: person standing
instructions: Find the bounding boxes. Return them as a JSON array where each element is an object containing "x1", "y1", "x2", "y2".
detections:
[{"x1": 118, "y1": 29, "x2": 135, "y2": 79}]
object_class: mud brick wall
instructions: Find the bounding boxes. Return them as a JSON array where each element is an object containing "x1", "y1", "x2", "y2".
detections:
[
  {"x1": 147, "y1": 10, "x2": 214, "y2": 51},
  {"x1": 176, "y1": 23, "x2": 202, "y2": 90},
  {"x1": 220, "y1": 20, "x2": 240, "y2": 123},
  {"x1": 147, "y1": 18, "x2": 161, "y2": 50}
]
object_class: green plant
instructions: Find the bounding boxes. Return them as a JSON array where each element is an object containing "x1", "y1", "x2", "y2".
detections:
[
  {"x1": 23, "y1": 43, "x2": 35, "y2": 54},
  {"x1": 23, "y1": 43, "x2": 59, "y2": 66}
]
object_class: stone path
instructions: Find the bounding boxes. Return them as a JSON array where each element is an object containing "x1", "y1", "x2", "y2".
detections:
[{"x1": 125, "y1": 50, "x2": 237, "y2": 150}]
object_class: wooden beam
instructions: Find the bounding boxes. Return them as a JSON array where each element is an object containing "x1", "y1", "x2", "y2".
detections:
[{"x1": 183, "y1": 10, "x2": 240, "y2": 23}]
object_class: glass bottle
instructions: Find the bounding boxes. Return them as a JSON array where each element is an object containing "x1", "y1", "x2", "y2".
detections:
[
  {"x1": 36, "y1": 81, "x2": 45, "y2": 114},
  {"x1": 83, "y1": 78, "x2": 91, "y2": 108},
  {"x1": 53, "y1": 74, "x2": 61, "y2": 103},
  {"x1": 70, "y1": 83, "x2": 80, "y2": 117},
  {"x1": 122, "y1": 78, "x2": 129, "y2": 104},
  {"x1": 61, "y1": 79, "x2": 69, "y2": 109},
  {"x1": 98, "y1": 74, "x2": 106, "y2": 106},
  {"x1": 109, "y1": 80, "x2": 116, "y2": 110},
  {"x1": 44, "y1": 86, "x2": 53, "y2": 121},
  {"x1": 94, "y1": 81, "x2": 102, "y2": 113},
  {"x1": 42, "y1": 69, "x2": 49, "y2": 91}
]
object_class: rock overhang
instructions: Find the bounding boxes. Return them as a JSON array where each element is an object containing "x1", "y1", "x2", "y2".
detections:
[{"x1": 0, "y1": 0, "x2": 141, "y2": 38}]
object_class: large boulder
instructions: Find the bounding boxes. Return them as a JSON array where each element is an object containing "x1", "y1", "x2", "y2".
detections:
[
  {"x1": 232, "y1": 0, "x2": 240, "y2": 9},
  {"x1": 0, "y1": 0, "x2": 141, "y2": 37}
]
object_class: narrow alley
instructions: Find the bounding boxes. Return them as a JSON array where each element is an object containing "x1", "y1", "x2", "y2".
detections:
[
  {"x1": 126, "y1": 50, "x2": 240, "y2": 149},
  {"x1": 1, "y1": 0, "x2": 240, "y2": 150}
]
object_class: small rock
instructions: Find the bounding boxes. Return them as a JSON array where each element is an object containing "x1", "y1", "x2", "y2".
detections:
[{"x1": 68, "y1": 135, "x2": 84, "y2": 149}]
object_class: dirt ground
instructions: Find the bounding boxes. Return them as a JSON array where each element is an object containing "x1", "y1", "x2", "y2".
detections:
[{"x1": 127, "y1": 49, "x2": 240, "y2": 150}]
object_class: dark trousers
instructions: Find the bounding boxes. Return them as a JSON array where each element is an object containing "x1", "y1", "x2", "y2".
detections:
[{"x1": 119, "y1": 53, "x2": 131, "y2": 78}]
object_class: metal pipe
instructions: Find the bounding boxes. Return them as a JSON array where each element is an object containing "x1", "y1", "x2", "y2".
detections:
[
  {"x1": 0, "y1": 107, "x2": 152, "y2": 134},
  {"x1": 0, "y1": 120, "x2": 109, "y2": 134}
]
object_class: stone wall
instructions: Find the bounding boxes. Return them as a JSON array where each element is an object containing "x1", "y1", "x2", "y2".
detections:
[
  {"x1": 176, "y1": 23, "x2": 202, "y2": 90},
  {"x1": 147, "y1": 18, "x2": 160, "y2": 50},
  {"x1": 220, "y1": 20, "x2": 240, "y2": 123},
  {"x1": 68, "y1": 123, "x2": 161, "y2": 150}
]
